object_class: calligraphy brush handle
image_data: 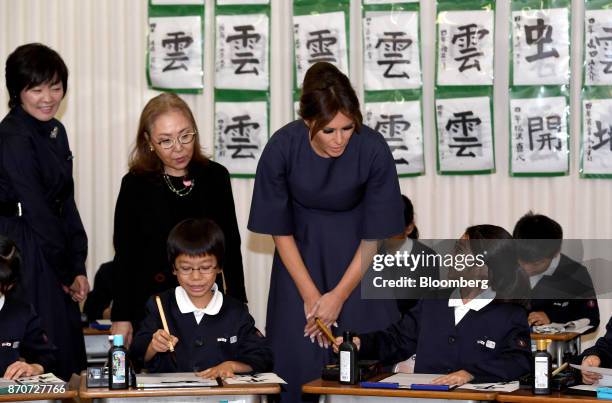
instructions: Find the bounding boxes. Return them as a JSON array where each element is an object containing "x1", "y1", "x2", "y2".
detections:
[
  {"x1": 315, "y1": 318, "x2": 336, "y2": 344},
  {"x1": 155, "y1": 295, "x2": 175, "y2": 353}
]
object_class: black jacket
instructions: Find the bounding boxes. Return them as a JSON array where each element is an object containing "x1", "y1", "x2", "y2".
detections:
[
  {"x1": 529, "y1": 254, "x2": 600, "y2": 333},
  {"x1": 0, "y1": 295, "x2": 57, "y2": 375},
  {"x1": 131, "y1": 288, "x2": 272, "y2": 373},
  {"x1": 111, "y1": 161, "x2": 246, "y2": 324}
]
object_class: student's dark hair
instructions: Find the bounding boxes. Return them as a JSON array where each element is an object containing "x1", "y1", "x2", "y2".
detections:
[
  {"x1": 299, "y1": 62, "x2": 362, "y2": 139},
  {"x1": 5, "y1": 43, "x2": 68, "y2": 109},
  {"x1": 401, "y1": 195, "x2": 419, "y2": 239},
  {"x1": 464, "y1": 224, "x2": 529, "y2": 302},
  {"x1": 512, "y1": 211, "x2": 563, "y2": 261},
  {"x1": 0, "y1": 235, "x2": 21, "y2": 295},
  {"x1": 167, "y1": 218, "x2": 225, "y2": 269}
]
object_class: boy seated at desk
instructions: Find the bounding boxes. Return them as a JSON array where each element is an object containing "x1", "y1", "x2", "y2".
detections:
[
  {"x1": 131, "y1": 218, "x2": 273, "y2": 379},
  {"x1": 334, "y1": 225, "x2": 532, "y2": 386},
  {"x1": 0, "y1": 235, "x2": 57, "y2": 379},
  {"x1": 512, "y1": 212, "x2": 599, "y2": 332}
]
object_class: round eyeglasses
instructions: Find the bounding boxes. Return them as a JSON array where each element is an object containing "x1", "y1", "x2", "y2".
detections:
[
  {"x1": 157, "y1": 132, "x2": 197, "y2": 150},
  {"x1": 175, "y1": 265, "x2": 218, "y2": 276}
]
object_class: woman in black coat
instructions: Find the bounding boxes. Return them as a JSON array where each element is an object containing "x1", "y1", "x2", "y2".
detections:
[
  {"x1": 110, "y1": 93, "x2": 246, "y2": 346},
  {"x1": 0, "y1": 43, "x2": 88, "y2": 380}
]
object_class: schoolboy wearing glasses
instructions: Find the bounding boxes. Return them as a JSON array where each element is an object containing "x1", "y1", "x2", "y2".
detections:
[{"x1": 131, "y1": 219, "x2": 272, "y2": 379}]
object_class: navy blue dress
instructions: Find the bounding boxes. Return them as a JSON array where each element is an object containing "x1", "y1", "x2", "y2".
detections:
[
  {"x1": 248, "y1": 120, "x2": 403, "y2": 402},
  {"x1": 0, "y1": 106, "x2": 87, "y2": 380}
]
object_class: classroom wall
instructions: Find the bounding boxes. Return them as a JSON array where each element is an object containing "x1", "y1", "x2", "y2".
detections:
[{"x1": 1, "y1": 0, "x2": 610, "y2": 347}]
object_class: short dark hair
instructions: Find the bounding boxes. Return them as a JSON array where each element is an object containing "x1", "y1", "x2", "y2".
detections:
[
  {"x1": 401, "y1": 195, "x2": 419, "y2": 239},
  {"x1": 464, "y1": 224, "x2": 528, "y2": 300},
  {"x1": 167, "y1": 218, "x2": 225, "y2": 269},
  {"x1": 299, "y1": 62, "x2": 362, "y2": 138},
  {"x1": 0, "y1": 235, "x2": 21, "y2": 295},
  {"x1": 512, "y1": 212, "x2": 563, "y2": 261},
  {"x1": 5, "y1": 43, "x2": 68, "y2": 109}
]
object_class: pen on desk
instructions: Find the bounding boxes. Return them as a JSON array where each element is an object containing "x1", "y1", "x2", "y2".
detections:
[
  {"x1": 552, "y1": 362, "x2": 568, "y2": 376},
  {"x1": 315, "y1": 318, "x2": 336, "y2": 345}
]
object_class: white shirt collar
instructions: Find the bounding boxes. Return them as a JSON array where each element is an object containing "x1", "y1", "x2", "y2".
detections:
[
  {"x1": 529, "y1": 254, "x2": 561, "y2": 289},
  {"x1": 175, "y1": 283, "x2": 223, "y2": 324},
  {"x1": 0, "y1": 294, "x2": 4, "y2": 312},
  {"x1": 448, "y1": 288, "x2": 496, "y2": 325}
]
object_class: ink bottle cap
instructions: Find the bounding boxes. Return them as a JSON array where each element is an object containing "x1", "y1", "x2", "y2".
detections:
[{"x1": 113, "y1": 335, "x2": 124, "y2": 347}]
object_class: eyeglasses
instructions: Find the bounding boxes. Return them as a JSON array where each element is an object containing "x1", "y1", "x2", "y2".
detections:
[
  {"x1": 175, "y1": 265, "x2": 218, "y2": 276},
  {"x1": 156, "y1": 132, "x2": 197, "y2": 150}
]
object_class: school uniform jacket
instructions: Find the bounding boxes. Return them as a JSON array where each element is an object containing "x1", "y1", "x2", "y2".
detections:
[
  {"x1": 131, "y1": 288, "x2": 272, "y2": 373},
  {"x1": 359, "y1": 291, "x2": 532, "y2": 383},
  {"x1": 0, "y1": 295, "x2": 56, "y2": 375},
  {"x1": 529, "y1": 254, "x2": 599, "y2": 332}
]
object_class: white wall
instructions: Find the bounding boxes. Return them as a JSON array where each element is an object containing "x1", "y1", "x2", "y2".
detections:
[{"x1": 1, "y1": 0, "x2": 610, "y2": 347}]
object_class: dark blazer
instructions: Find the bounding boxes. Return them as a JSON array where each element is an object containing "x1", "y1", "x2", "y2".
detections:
[
  {"x1": 111, "y1": 161, "x2": 246, "y2": 324},
  {"x1": 0, "y1": 295, "x2": 57, "y2": 375},
  {"x1": 359, "y1": 290, "x2": 532, "y2": 383},
  {"x1": 131, "y1": 288, "x2": 272, "y2": 373},
  {"x1": 529, "y1": 254, "x2": 600, "y2": 333},
  {"x1": 0, "y1": 106, "x2": 87, "y2": 286}
]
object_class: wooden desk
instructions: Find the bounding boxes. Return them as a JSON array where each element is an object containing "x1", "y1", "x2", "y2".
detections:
[
  {"x1": 83, "y1": 327, "x2": 111, "y2": 336},
  {"x1": 530, "y1": 332, "x2": 581, "y2": 368},
  {"x1": 0, "y1": 374, "x2": 79, "y2": 402},
  {"x1": 497, "y1": 389, "x2": 600, "y2": 403},
  {"x1": 302, "y1": 378, "x2": 497, "y2": 402},
  {"x1": 79, "y1": 371, "x2": 281, "y2": 402}
]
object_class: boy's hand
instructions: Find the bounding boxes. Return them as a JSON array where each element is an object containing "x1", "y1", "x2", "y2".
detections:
[
  {"x1": 431, "y1": 370, "x2": 473, "y2": 386},
  {"x1": 149, "y1": 329, "x2": 179, "y2": 353},
  {"x1": 332, "y1": 335, "x2": 361, "y2": 353},
  {"x1": 528, "y1": 311, "x2": 551, "y2": 326},
  {"x1": 197, "y1": 361, "x2": 238, "y2": 379},
  {"x1": 582, "y1": 355, "x2": 602, "y2": 384},
  {"x1": 3, "y1": 362, "x2": 43, "y2": 380}
]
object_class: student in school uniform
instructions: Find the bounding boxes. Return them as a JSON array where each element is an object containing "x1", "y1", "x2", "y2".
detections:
[
  {"x1": 389, "y1": 195, "x2": 440, "y2": 316},
  {"x1": 335, "y1": 225, "x2": 532, "y2": 386},
  {"x1": 83, "y1": 261, "x2": 113, "y2": 321},
  {"x1": 513, "y1": 212, "x2": 599, "y2": 333},
  {"x1": 131, "y1": 218, "x2": 272, "y2": 378},
  {"x1": 0, "y1": 235, "x2": 56, "y2": 379},
  {"x1": 580, "y1": 316, "x2": 612, "y2": 384}
]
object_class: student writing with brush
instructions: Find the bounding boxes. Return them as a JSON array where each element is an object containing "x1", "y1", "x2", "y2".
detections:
[{"x1": 131, "y1": 218, "x2": 273, "y2": 379}]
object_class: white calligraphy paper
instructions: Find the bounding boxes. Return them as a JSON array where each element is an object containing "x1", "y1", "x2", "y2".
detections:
[{"x1": 582, "y1": 98, "x2": 612, "y2": 175}]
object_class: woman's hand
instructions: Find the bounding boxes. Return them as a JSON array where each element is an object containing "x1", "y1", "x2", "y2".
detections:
[
  {"x1": 303, "y1": 292, "x2": 322, "y2": 342},
  {"x1": 582, "y1": 355, "x2": 602, "y2": 384},
  {"x1": 3, "y1": 361, "x2": 43, "y2": 380},
  {"x1": 431, "y1": 370, "x2": 474, "y2": 386},
  {"x1": 69, "y1": 275, "x2": 90, "y2": 302},
  {"x1": 111, "y1": 321, "x2": 133, "y2": 348},
  {"x1": 308, "y1": 290, "x2": 345, "y2": 328}
]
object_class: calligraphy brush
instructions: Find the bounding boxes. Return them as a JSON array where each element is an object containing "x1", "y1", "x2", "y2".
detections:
[{"x1": 155, "y1": 295, "x2": 177, "y2": 364}]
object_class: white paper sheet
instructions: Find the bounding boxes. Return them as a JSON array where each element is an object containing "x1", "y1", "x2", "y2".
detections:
[{"x1": 570, "y1": 364, "x2": 612, "y2": 386}]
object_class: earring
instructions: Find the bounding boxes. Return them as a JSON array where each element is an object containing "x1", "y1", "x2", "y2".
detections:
[{"x1": 149, "y1": 145, "x2": 154, "y2": 152}]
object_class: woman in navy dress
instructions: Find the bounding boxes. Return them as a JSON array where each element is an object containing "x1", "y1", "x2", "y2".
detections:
[
  {"x1": 248, "y1": 62, "x2": 404, "y2": 401},
  {"x1": 0, "y1": 43, "x2": 88, "y2": 380}
]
